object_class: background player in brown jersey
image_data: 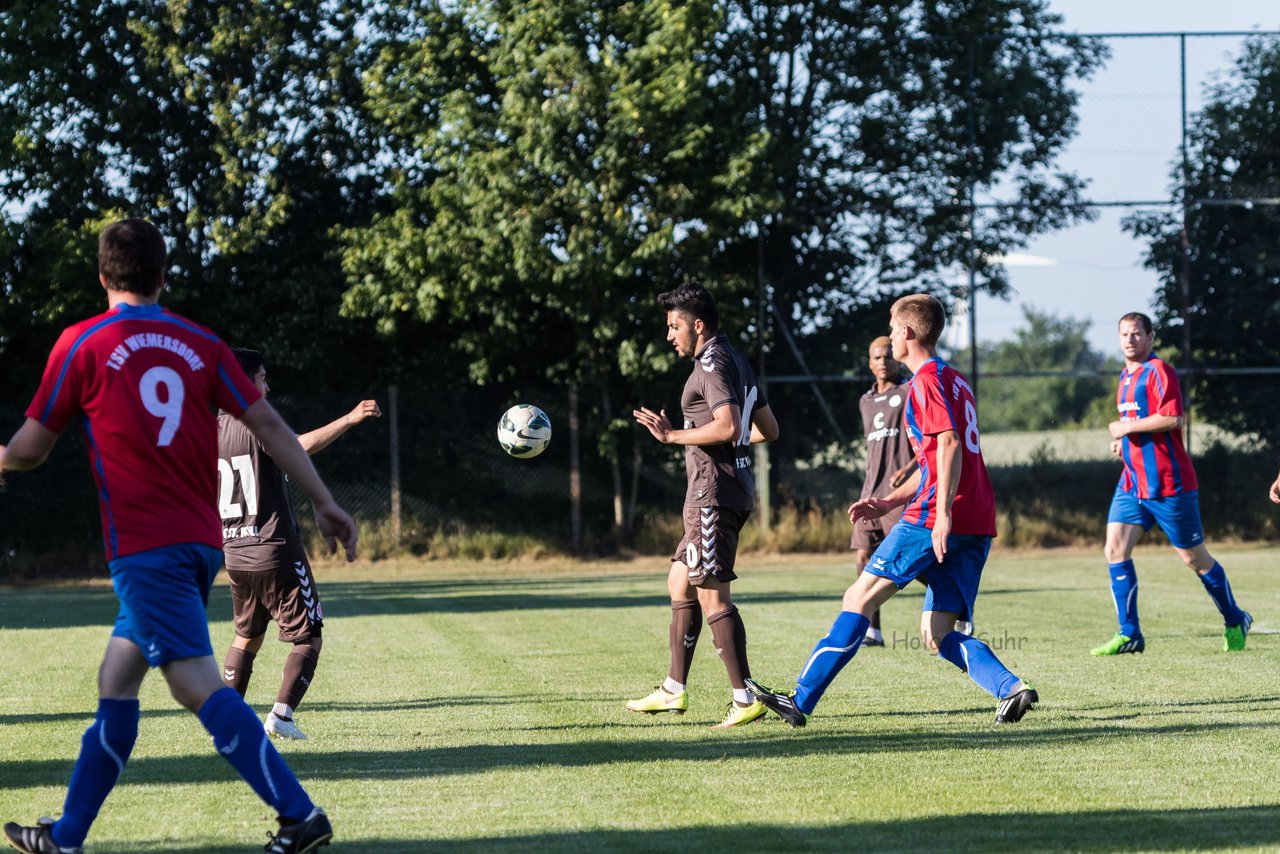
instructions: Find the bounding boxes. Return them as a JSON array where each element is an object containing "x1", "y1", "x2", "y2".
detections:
[
  {"x1": 630, "y1": 282, "x2": 780, "y2": 728},
  {"x1": 219, "y1": 348, "x2": 381, "y2": 740},
  {"x1": 853, "y1": 336, "x2": 918, "y2": 646}
]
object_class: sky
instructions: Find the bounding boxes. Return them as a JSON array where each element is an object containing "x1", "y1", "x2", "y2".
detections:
[{"x1": 948, "y1": 0, "x2": 1280, "y2": 356}]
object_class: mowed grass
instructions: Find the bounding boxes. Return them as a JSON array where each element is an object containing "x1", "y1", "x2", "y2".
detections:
[{"x1": 2, "y1": 546, "x2": 1279, "y2": 853}]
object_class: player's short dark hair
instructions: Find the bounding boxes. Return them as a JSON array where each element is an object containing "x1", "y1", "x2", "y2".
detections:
[
  {"x1": 231, "y1": 347, "x2": 266, "y2": 379},
  {"x1": 657, "y1": 281, "x2": 719, "y2": 331},
  {"x1": 98, "y1": 219, "x2": 167, "y2": 296},
  {"x1": 1119, "y1": 312, "x2": 1153, "y2": 335},
  {"x1": 891, "y1": 293, "x2": 946, "y2": 347}
]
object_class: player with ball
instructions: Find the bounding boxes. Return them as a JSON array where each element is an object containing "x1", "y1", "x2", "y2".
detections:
[{"x1": 629, "y1": 282, "x2": 779, "y2": 729}]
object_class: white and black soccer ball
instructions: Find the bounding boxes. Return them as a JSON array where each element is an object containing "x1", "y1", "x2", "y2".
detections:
[{"x1": 497, "y1": 404, "x2": 552, "y2": 459}]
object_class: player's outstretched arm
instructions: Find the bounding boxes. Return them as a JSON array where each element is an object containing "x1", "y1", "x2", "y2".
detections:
[
  {"x1": 849, "y1": 468, "x2": 922, "y2": 523},
  {"x1": 749, "y1": 404, "x2": 780, "y2": 444},
  {"x1": 930, "y1": 429, "x2": 963, "y2": 562},
  {"x1": 1270, "y1": 469, "x2": 1280, "y2": 504},
  {"x1": 0, "y1": 418, "x2": 59, "y2": 476},
  {"x1": 1108, "y1": 413, "x2": 1181, "y2": 439},
  {"x1": 238, "y1": 399, "x2": 358, "y2": 561},
  {"x1": 633, "y1": 404, "x2": 738, "y2": 446},
  {"x1": 297, "y1": 399, "x2": 382, "y2": 455}
]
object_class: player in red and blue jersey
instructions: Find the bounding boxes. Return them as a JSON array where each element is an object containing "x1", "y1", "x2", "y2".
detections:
[
  {"x1": 1092, "y1": 312, "x2": 1251, "y2": 656},
  {"x1": 748, "y1": 294, "x2": 1038, "y2": 727},
  {"x1": 0, "y1": 219, "x2": 354, "y2": 854}
]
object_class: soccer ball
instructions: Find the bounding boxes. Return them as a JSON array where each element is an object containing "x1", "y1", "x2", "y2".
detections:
[{"x1": 497, "y1": 404, "x2": 552, "y2": 459}]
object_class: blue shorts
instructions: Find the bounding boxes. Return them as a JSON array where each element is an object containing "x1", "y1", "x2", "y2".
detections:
[
  {"x1": 1107, "y1": 485, "x2": 1205, "y2": 549},
  {"x1": 864, "y1": 522, "x2": 991, "y2": 622},
  {"x1": 109, "y1": 543, "x2": 224, "y2": 667}
]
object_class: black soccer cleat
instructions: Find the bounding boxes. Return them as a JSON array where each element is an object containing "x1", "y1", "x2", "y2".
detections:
[
  {"x1": 744, "y1": 677, "x2": 808, "y2": 728},
  {"x1": 3, "y1": 818, "x2": 81, "y2": 854},
  {"x1": 264, "y1": 807, "x2": 333, "y2": 854},
  {"x1": 994, "y1": 686, "x2": 1039, "y2": 725}
]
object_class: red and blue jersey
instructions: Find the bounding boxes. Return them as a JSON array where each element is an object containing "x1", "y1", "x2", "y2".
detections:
[
  {"x1": 900, "y1": 358, "x2": 996, "y2": 536},
  {"x1": 1116, "y1": 356, "x2": 1197, "y2": 499},
  {"x1": 25, "y1": 303, "x2": 262, "y2": 560}
]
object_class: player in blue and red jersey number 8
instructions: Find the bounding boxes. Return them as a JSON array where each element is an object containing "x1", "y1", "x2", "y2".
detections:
[
  {"x1": 0, "y1": 219, "x2": 354, "y2": 854},
  {"x1": 747, "y1": 293, "x2": 1038, "y2": 728},
  {"x1": 1092, "y1": 312, "x2": 1251, "y2": 656}
]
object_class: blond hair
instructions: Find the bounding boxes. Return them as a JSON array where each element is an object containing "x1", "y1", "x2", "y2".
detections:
[
  {"x1": 868, "y1": 335, "x2": 892, "y2": 353},
  {"x1": 890, "y1": 294, "x2": 946, "y2": 347}
]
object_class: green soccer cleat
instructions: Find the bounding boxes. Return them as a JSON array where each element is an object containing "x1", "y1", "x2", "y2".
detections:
[
  {"x1": 626, "y1": 686, "x2": 688, "y2": 715},
  {"x1": 1224, "y1": 611, "x2": 1253, "y2": 652},
  {"x1": 709, "y1": 699, "x2": 767, "y2": 729},
  {"x1": 1090, "y1": 632, "x2": 1145, "y2": 656}
]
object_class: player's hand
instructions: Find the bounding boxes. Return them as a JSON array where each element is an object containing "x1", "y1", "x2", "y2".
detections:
[
  {"x1": 1270, "y1": 472, "x2": 1280, "y2": 504},
  {"x1": 931, "y1": 513, "x2": 951, "y2": 562},
  {"x1": 633, "y1": 406, "x2": 674, "y2": 443},
  {"x1": 889, "y1": 465, "x2": 914, "y2": 488},
  {"x1": 348, "y1": 400, "x2": 382, "y2": 424},
  {"x1": 1108, "y1": 420, "x2": 1130, "y2": 440},
  {"x1": 314, "y1": 499, "x2": 358, "y2": 562},
  {"x1": 1110, "y1": 438, "x2": 1123, "y2": 458},
  {"x1": 849, "y1": 497, "x2": 891, "y2": 523}
]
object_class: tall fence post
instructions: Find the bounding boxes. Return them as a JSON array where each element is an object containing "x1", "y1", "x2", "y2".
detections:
[{"x1": 388, "y1": 384, "x2": 401, "y2": 546}]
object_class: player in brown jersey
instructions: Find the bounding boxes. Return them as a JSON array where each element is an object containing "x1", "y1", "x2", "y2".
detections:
[
  {"x1": 218, "y1": 348, "x2": 381, "y2": 740},
  {"x1": 629, "y1": 282, "x2": 780, "y2": 729},
  {"x1": 853, "y1": 336, "x2": 917, "y2": 646}
]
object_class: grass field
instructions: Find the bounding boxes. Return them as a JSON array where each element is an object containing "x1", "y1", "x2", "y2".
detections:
[{"x1": 2, "y1": 546, "x2": 1279, "y2": 852}]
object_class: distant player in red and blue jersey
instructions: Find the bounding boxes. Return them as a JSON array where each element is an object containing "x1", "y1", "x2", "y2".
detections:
[
  {"x1": 748, "y1": 294, "x2": 1038, "y2": 727},
  {"x1": 1092, "y1": 312, "x2": 1251, "y2": 656},
  {"x1": 0, "y1": 219, "x2": 352, "y2": 854}
]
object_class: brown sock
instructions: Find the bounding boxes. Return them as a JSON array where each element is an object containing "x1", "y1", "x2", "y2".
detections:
[
  {"x1": 222, "y1": 647, "x2": 255, "y2": 696},
  {"x1": 668, "y1": 600, "x2": 702, "y2": 685},
  {"x1": 277, "y1": 638, "x2": 321, "y2": 710},
  {"x1": 707, "y1": 605, "x2": 750, "y2": 690}
]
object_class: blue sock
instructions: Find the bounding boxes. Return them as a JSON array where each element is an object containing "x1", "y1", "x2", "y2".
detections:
[
  {"x1": 1108, "y1": 560, "x2": 1141, "y2": 637},
  {"x1": 937, "y1": 631, "x2": 1021, "y2": 700},
  {"x1": 198, "y1": 687, "x2": 313, "y2": 821},
  {"x1": 52, "y1": 698, "x2": 140, "y2": 847},
  {"x1": 1199, "y1": 562, "x2": 1246, "y2": 626},
  {"x1": 793, "y1": 611, "x2": 869, "y2": 715}
]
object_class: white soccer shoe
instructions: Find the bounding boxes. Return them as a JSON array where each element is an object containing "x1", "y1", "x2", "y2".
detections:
[{"x1": 264, "y1": 711, "x2": 308, "y2": 740}]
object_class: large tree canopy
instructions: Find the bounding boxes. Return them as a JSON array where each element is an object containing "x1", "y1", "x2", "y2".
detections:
[
  {"x1": 0, "y1": 0, "x2": 383, "y2": 397},
  {"x1": 1126, "y1": 37, "x2": 1280, "y2": 443}
]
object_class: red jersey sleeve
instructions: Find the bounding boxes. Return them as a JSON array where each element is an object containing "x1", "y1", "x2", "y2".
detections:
[
  {"x1": 910, "y1": 367, "x2": 959, "y2": 437},
  {"x1": 211, "y1": 340, "x2": 262, "y2": 417},
  {"x1": 1149, "y1": 360, "x2": 1184, "y2": 418},
  {"x1": 25, "y1": 327, "x2": 85, "y2": 434}
]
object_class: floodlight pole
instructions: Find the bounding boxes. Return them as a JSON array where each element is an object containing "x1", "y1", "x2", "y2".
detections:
[
  {"x1": 966, "y1": 36, "x2": 979, "y2": 392},
  {"x1": 755, "y1": 225, "x2": 771, "y2": 534},
  {"x1": 1179, "y1": 33, "x2": 1194, "y2": 454}
]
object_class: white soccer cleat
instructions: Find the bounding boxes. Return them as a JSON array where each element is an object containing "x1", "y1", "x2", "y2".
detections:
[{"x1": 264, "y1": 711, "x2": 308, "y2": 740}]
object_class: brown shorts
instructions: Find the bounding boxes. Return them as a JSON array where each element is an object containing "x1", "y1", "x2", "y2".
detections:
[
  {"x1": 851, "y1": 505, "x2": 905, "y2": 551},
  {"x1": 227, "y1": 559, "x2": 323, "y2": 643},
  {"x1": 672, "y1": 505, "x2": 750, "y2": 586}
]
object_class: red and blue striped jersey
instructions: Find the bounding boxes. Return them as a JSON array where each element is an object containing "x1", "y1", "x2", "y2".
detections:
[
  {"x1": 900, "y1": 358, "x2": 996, "y2": 536},
  {"x1": 25, "y1": 303, "x2": 262, "y2": 560},
  {"x1": 1116, "y1": 356, "x2": 1197, "y2": 498}
]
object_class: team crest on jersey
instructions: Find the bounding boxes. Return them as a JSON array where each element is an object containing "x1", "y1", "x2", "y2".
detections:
[{"x1": 889, "y1": 394, "x2": 901, "y2": 408}]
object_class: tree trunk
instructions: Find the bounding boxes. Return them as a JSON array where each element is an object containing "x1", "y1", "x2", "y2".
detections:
[
  {"x1": 568, "y1": 381, "x2": 582, "y2": 554},
  {"x1": 601, "y1": 385, "x2": 624, "y2": 539}
]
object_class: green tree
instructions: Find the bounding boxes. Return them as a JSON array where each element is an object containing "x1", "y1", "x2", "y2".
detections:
[
  {"x1": 952, "y1": 306, "x2": 1113, "y2": 433},
  {"x1": 0, "y1": 0, "x2": 383, "y2": 399},
  {"x1": 1125, "y1": 37, "x2": 1280, "y2": 443},
  {"x1": 341, "y1": 0, "x2": 772, "y2": 543}
]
